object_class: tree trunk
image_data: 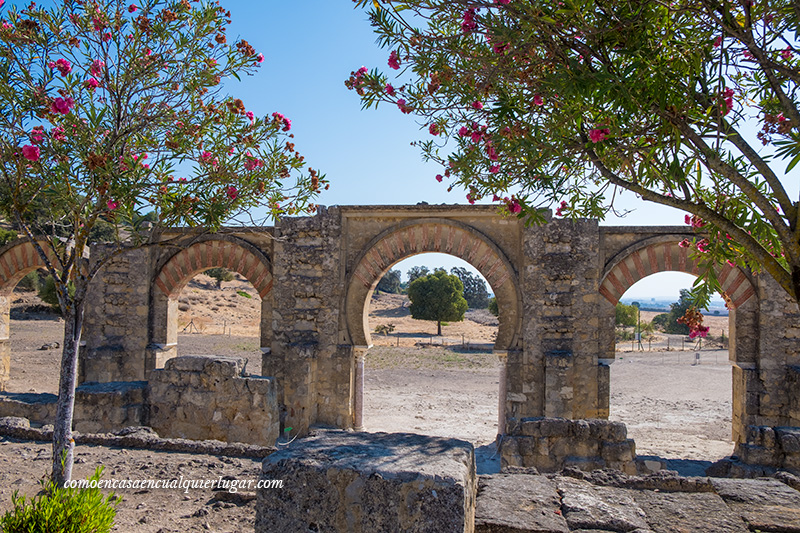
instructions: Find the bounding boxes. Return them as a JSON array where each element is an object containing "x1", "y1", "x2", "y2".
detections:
[
  {"x1": 437, "y1": 321, "x2": 442, "y2": 336},
  {"x1": 51, "y1": 296, "x2": 85, "y2": 486}
]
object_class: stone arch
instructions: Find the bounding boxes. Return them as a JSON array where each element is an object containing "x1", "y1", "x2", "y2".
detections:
[
  {"x1": 344, "y1": 218, "x2": 521, "y2": 351},
  {"x1": 597, "y1": 235, "x2": 759, "y2": 446},
  {"x1": 148, "y1": 236, "x2": 273, "y2": 374},
  {"x1": 599, "y1": 238, "x2": 755, "y2": 309},
  {"x1": 0, "y1": 239, "x2": 57, "y2": 390}
]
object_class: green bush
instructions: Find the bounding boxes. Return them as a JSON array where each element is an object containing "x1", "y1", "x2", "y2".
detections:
[
  {"x1": 488, "y1": 297, "x2": 498, "y2": 316},
  {"x1": 38, "y1": 276, "x2": 75, "y2": 313},
  {"x1": 615, "y1": 303, "x2": 637, "y2": 327},
  {"x1": 0, "y1": 227, "x2": 17, "y2": 247},
  {"x1": 0, "y1": 468, "x2": 118, "y2": 533},
  {"x1": 16, "y1": 271, "x2": 43, "y2": 292}
]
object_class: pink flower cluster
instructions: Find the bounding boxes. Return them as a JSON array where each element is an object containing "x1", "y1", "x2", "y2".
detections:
[
  {"x1": 461, "y1": 8, "x2": 478, "y2": 33},
  {"x1": 471, "y1": 100, "x2": 483, "y2": 110},
  {"x1": 128, "y1": 4, "x2": 138, "y2": 13},
  {"x1": 696, "y1": 238, "x2": 709, "y2": 253},
  {"x1": 200, "y1": 150, "x2": 219, "y2": 167},
  {"x1": 589, "y1": 127, "x2": 609, "y2": 143},
  {"x1": 226, "y1": 186, "x2": 238, "y2": 200},
  {"x1": 48, "y1": 58, "x2": 72, "y2": 76},
  {"x1": 782, "y1": 47, "x2": 793, "y2": 59},
  {"x1": 555, "y1": 200, "x2": 568, "y2": 217},
  {"x1": 429, "y1": 123, "x2": 440, "y2": 136},
  {"x1": 396, "y1": 99, "x2": 412, "y2": 114},
  {"x1": 533, "y1": 94, "x2": 544, "y2": 106},
  {"x1": 22, "y1": 145, "x2": 40, "y2": 161},
  {"x1": 388, "y1": 50, "x2": 400, "y2": 70},
  {"x1": 271, "y1": 112, "x2": 291, "y2": 131},
  {"x1": 493, "y1": 194, "x2": 521, "y2": 213},
  {"x1": 721, "y1": 88, "x2": 734, "y2": 115},
  {"x1": 458, "y1": 122, "x2": 488, "y2": 143},
  {"x1": 84, "y1": 77, "x2": 100, "y2": 89},
  {"x1": 384, "y1": 83, "x2": 395, "y2": 96},
  {"x1": 495, "y1": 0, "x2": 510, "y2": 4},
  {"x1": 90, "y1": 60, "x2": 105, "y2": 76},
  {"x1": 52, "y1": 126, "x2": 65, "y2": 142},
  {"x1": 713, "y1": 35, "x2": 722, "y2": 48},
  {"x1": 684, "y1": 214, "x2": 705, "y2": 228},
  {"x1": 244, "y1": 152, "x2": 264, "y2": 171},
  {"x1": 30, "y1": 126, "x2": 44, "y2": 144},
  {"x1": 107, "y1": 199, "x2": 119, "y2": 210},
  {"x1": 688, "y1": 325, "x2": 710, "y2": 339},
  {"x1": 51, "y1": 96, "x2": 75, "y2": 115}
]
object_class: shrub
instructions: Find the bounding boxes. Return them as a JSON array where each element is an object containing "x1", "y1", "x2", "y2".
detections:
[
  {"x1": 374, "y1": 323, "x2": 395, "y2": 335},
  {"x1": 0, "y1": 227, "x2": 17, "y2": 247},
  {"x1": 0, "y1": 467, "x2": 118, "y2": 533},
  {"x1": 488, "y1": 296, "x2": 498, "y2": 316},
  {"x1": 38, "y1": 276, "x2": 75, "y2": 313},
  {"x1": 16, "y1": 270, "x2": 44, "y2": 292}
]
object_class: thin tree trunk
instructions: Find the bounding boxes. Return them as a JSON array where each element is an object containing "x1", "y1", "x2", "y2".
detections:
[
  {"x1": 51, "y1": 296, "x2": 85, "y2": 486},
  {"x1": 437, "y1": 321, "x2": 442, "y2": 336}
]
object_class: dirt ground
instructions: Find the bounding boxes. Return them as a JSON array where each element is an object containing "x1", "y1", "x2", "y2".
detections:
[{"x1": 0, "y1": 288, "x2": 735, "y2": 530}]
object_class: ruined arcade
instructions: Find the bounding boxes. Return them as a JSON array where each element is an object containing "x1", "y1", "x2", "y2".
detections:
[{"x1": 0, "y1": 204, "x2": 798, "y2": 473}]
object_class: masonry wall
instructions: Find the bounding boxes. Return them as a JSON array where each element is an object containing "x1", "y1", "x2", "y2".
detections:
[
  {"x1": 267, "y1": 207, "x2": 349, "y2": 435},
  {"x1": 149, "y1": 355, "x2": 279, "y2": 446}
]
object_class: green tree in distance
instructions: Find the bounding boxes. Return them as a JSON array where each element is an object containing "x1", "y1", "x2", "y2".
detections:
[
  {"x1": 407, "y1": 270, "x2": 468, "y2": 335},
  {"x1": 0, "y1": 0, "x2": 323, "y2": 485},
  {"x1": 406, "y1": 265, "x2": 430, "y2": 284},
  {"x1": 615, "y1": 303, "x2": 638, "y2": 327},
  {"x1": 450, "y1": 266, "x2": 490, "y2": 309},
  {"x1": 376, "y1": 268, "x2": 402, "y2": 293},
  {"x1": 205, "y1": 267, "x2": 234, "y2": 289},
  {"x1": 350, "y1": 0, "x2": 800, "y2": 314}
]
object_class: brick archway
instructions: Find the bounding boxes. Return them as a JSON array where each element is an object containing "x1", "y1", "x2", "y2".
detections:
[
  {"x1": 155, "y1": 239, "x2": 273, "y2": 299},
  {"x1": 148, "y1": 237, "x2": 273, "y2": 374},
  {"x1": 600, "y1": 240, "x2": 755, "y2": 309},
  {"x1": 344, "y1": 218, "x2": 521, "y2": 351},
  {"x1": 0, "y1": 239, "x2": 57, "y2": 390}
]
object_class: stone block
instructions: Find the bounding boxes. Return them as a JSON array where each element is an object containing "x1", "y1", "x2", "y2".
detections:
[
  {"x1": 632, "y1": 491, "x2": 749, "y2": 532},
  {"x1": 475, "y1": 474, "x2": 568, "y2": 533},
  {"x1": 557, "y1": 477, "x2": 649, "y2": 531},
  {"x1": 777, "y1": 427, "x2": 800, "y2": 454},
  {"x1": 711, "y1": 477, "x2": 800, "y2": 529},
  {"x1": 256, "y1": 431, "x2": 476, "y2": 533}
]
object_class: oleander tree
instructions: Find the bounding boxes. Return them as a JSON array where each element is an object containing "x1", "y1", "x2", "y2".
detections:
[
  {"x1": 0, "y1": 0, "x2": 325, "y2": 485},
  {"x1": 349, "y1": 0, "x2": 800, "y2": 313}
]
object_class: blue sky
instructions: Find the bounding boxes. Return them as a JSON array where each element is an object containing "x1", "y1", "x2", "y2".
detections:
[{"x1": 218, "y1": 1, "x2": 710, "y2": 300}]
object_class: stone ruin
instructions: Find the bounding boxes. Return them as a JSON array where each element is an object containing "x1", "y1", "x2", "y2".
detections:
[{"x1": 0, "y1": 204, "x2": 797, "y2": 476}]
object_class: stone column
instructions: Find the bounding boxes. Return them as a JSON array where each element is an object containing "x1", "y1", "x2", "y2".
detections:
[
  {"x1": 353, "y1": 346, "x2": 368, "y2": 431},
  {"x1": 494, "y1": 350, "x2": 508, "y2": 435}
]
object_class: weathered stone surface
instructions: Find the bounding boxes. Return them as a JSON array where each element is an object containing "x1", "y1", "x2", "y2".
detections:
[
  {"x1": 0, "y1": 392, "x2": 56, "y2": 427},
  {"x1": 475, "y1": 474, "x2": 568, "y2": 533},
  {"x1": 74, "y1": 381, "x2": 146, "y2": 434},
  {"x1": 632, "y1": 491, "x2": 749, "y2": 533},
  {"x1": 556, "y1": 477, "x2": 649, "y2": 532},
  {"x1": 149, "y1": 355, "x2": 279, "y2": 446},
  {"x1": 711, "y1": 478, "x2": 800, "y2": 532},
  {"x1": 256, "y1": 431, "x2": 476, "y2": 533}
]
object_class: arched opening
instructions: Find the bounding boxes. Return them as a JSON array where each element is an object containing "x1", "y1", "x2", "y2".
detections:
[
  {"x1": 173, "y1": 270, "x2": 262, "y2": 374},
  {"x1": 148, "y1": 238, "x2": 272, "y2": 377},
  {"x1": 345, "y1": 221, "x2": 521, "y2": 472},
  {"x1": 0, "y1": 240, "x2": 62, "y2": 396},
  {"x1": 610, "y1": 272, "x2": 734, "y2": 467},
  {"x1": 598, "y1": 238, "x2": 757, "y2": 473},
  {"x1": 364, "y1": 253, "x2": 500, "y2": 444}
]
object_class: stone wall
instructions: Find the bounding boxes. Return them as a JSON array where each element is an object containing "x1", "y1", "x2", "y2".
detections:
[
  {"x1": 267, "y1": 206, "x2": 348, "y2": 435},
  {"x1": 0, "y1": 392, "x2": 56, "y2": 426},
  {"x1": 735, "y1": 425, "x2": 800, "y2": 475},
  {"x1": 73, "y1": 381, "x2": 147, "y2": 434},
  {"x1": 500, "y1": 417, "x2": 637, "y2": 474},
  {"x1": 149, "y1": 355, "x2": 279, "y2": 446}
]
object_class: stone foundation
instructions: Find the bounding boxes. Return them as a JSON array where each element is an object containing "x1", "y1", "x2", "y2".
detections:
[
  {"x1": 500, "y1": 417, "x2": 636, "y2": 474},
  {"x1": 256, "y1": 431, "x2": 476, "y2": 533},
  {"x1": 149, "y1": 355, "x2": 279, "y2": 446},
  {"x1": 73, "y1": 381, "x2": 147, "y2": 434},
  {"x1": 736, "y1": 425, "x2": 800, "y2": 475},
  {"x1": 0, "y1": 392, "x2": 56, "y2": 427}
]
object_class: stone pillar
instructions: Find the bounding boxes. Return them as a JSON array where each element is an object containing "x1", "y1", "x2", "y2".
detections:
[
  {"x1": 0, "y1": 291, "x2": 9, "y2": 391},
  {"x1": 353, "y1": 346, "x2": 368, "y2": 431},
  {"x1": 495, "y1": 350, "x2": 508, "y2": 435}
]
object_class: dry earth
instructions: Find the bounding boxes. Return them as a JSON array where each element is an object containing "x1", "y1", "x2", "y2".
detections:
[{"x1": 0, "y1": 285, "x2": 735, "y2": 530}]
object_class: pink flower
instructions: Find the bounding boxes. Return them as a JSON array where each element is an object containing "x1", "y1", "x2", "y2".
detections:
[
  {"x1": 782, "y1": 47, "x2": 792, "y2": 60},
  {"x1": 388, "y1": 50, "x2": 401, "y2": 70},
  {"x1": 355, "y1": 66, "x2": 368, "y2": 78},
  {"x1": 555, "y1": 200, "x2": 568, "y2": 217},
  {"x1": 226, "y1": 185, "x2": 238, "y2": 200},
  {"x1": 246, "y1": 111, "x2": 255, "y2": 124},
  {"x1": 106, "y1": 199, "x2": 119, "y2": 210},
  {"x1": 102, "y1": 32, "x2": 112, "y2": 42},
  {"x1": 200, "y1": 151, "x2": 218, "y2": 166},
  {"x1": 128, "y1": 4, "x2": 137, "y2": 12},
  {"x1": 678, "y1": 239, "x2": 690, "y2": 248},
  {"x1": 271, "y1": 112, "x2": 291, "y2": 131},
  {"x1": 486, "y1": 144, "x2": 498, "y2": 161},
  {"x1": 533, "y1": 94, "x2": 543, "y2": 106},
  {"x1": 472, "y1": 100, "x2": 483, "y2": 110},
  {"x1": 22, "y1": 145, "x2": 40, "y2": 161},
  {"x1": 726, "y1": 259, "x2": 735, "y2": 267},
  {"x1": 461, "y1": 8, "x2": 478, "y2": 33},
  {"x1": 713, "y1": 35, "x2": 722, "y2": 48},
  {"x1": 684, "y1": 214, "x2": 691, "y2": 225},
  {"x1": 435, "y1": 174, "x2": 443, "y2": 182},
  {"x1": 458, "y1": 126, "x2": 469, "y2": 137},
  {"x1": 0, "y1": 1, "x2": 5, "y2": 8},
  {"x1": 90, "y1": 59, "x2": 105, "y2": 76},
  {"x1": 84, "y1": 77, "x2": 100, "y2": 89},
  {"x1": 495, "y1": 0, "x2": 510, "y2": 4},
  {"x1": 50, "y1": 58, "x2": 72, "y2": 76},
  {"x1": 589, "y1": 128, "x2": 610, "y2": 143},
  {"x1": 742, "y1": 50, "x2": 754, "y2": 60},
  {"x1": 256, "y1": 53, "x2": 264, "y2": 63},
  {"x1": 50, "y1": 97, "x2": 75, "y2": 115},
  {"x1": 506, "y1": 197, "x2": 522, "y2": 214},
  {"x1": 30, "y1": 126, "x2": 44, "y2": 144},
  {"x1": 429, "y1": 123, "x2": 440, "y2": 136},
  {"x1": 397, "y1": 99, "x2": 412, "y2": 114},
  {"x1": 696, "y1": 239, "x2": 709, "y2": 253},
  {"x1": 490, "y1": 164, "x2": 500, "y2": 174},
  {"x1": 384, "y1": 83, "x2": 395, "y2": 96},
  {"x1": 467, "y1": 193, "x2": 476, "y2": 204}
]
